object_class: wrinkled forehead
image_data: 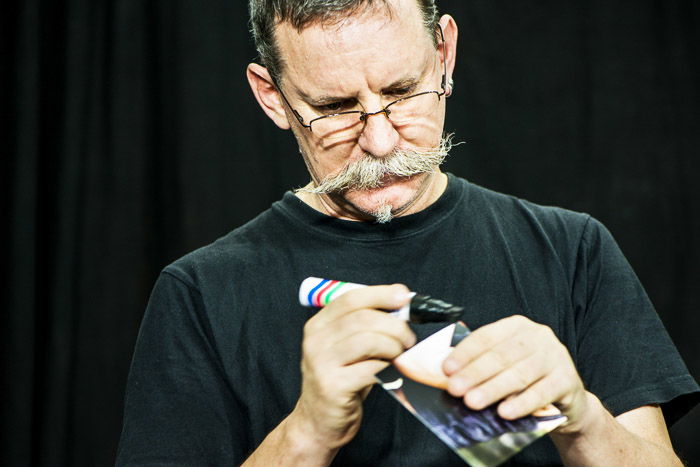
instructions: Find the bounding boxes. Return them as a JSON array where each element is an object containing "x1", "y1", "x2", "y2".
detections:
[{"x1": 273, "y1": 0, "x2": 435, "y2": 93}]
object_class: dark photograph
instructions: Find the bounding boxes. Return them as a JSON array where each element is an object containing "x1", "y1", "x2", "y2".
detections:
[{"x1": 378, "y1": 323, "x2": 566, "y2": 466}]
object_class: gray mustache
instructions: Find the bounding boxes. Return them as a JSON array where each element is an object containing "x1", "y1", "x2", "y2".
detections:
[{"x1": 299, "y1": 133, "x2": 455, "y2": 195}]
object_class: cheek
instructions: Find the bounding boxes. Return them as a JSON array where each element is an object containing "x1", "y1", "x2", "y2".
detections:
[
  {"x1": 292, "y1": 130, "x2": 326, "y2": 178},
  {"x1": 395, "y1": 105, "x2": 446, "y2": 147},
  {"x1": 306, "y1": 138, "x2": 366, "y2": 175},
  {"x1": 397, "y1": 121, "x2": 442, "y2": 147}
]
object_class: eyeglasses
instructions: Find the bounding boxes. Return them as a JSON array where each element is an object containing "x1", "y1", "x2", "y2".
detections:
[{"x1": 275, "y1": 26, "x2": 449, "y2": 141}]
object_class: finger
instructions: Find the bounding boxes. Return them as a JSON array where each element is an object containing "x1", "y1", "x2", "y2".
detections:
[
  {"x1": 305, "y1": 308, "x2": 416, "y2": 355},
  {"x1": 330, "y1": 331, "x2": 410, "y2": 366},
  {"x1": 309, "y1": 359, "x2": 390, "y2": 399},
  {"x1": 442, "y1": 315, "x2": 529, "y2": 375},
  {"x1": 459, "y1": 353, "x2": 548, "y2": 409},
  {"x1": 445, "y1": 334, "x2": 536, "y2": 395},
  {"x1": 305, "y1": 366, "x2": 379, "y2": 401},
  {"x1": 332, "y1": 309, "x2": 416, "y2": 348},
  {"x1": 351, "y1": 359, "x2": 393, "y2": 388},
  {"x1": 496, "y1": 373, "x2": 562, "y2": 420},
  {"x1": 310, "y1": 284, "x2": 412, "y2": 328}
]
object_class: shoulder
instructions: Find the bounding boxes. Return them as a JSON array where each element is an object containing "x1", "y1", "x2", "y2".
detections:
[
  {"x1": 162, "y1": 203, "x2": 289, "y2": 291},
  {"x1": 460, "y1": 178, "x2": 595, "y2": 247},
  {"x1": 445, "y1": 177, "x2": 625, "y2": 286}
]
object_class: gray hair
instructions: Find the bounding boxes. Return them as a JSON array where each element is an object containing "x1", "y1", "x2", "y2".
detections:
[{"x1": 249, "y1": 0, "x2": 440, "y2": 83}]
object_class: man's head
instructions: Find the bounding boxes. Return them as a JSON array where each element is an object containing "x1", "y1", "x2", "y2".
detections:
[{"x1": 247, "y1": 0, "x2": 457, "y2": 222}]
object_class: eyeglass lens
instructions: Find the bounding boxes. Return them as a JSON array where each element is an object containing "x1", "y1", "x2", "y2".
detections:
[{"x1": 311, "y1": 92, "x2": 441, "y2": 140}]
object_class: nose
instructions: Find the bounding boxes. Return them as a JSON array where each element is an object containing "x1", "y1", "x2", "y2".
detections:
[{"x1": 357, "y1": 109, "x2": 399, "y2": 158}]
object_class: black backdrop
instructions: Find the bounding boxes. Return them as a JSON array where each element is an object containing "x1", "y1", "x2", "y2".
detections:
[{"x1": 3, "y1": 1, "x2": 699, "y2": 465}]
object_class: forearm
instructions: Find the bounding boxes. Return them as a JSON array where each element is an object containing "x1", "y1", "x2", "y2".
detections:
[
  {"x1": 550, "y1": 392, "x2": 681, "y2": 466},
  {"x1": 243, "y1": 411, "x2": 339, "y2": 467}
]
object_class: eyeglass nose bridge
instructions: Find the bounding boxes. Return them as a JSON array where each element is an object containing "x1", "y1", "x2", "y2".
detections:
[{"x1": 359, "y1": 107, "x2": 392, "y2": 122}]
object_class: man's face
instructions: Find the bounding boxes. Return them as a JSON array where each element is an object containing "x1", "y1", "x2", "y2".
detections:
[{"x1": 272, "y1": 0, "x2": 452, "y2": 221}]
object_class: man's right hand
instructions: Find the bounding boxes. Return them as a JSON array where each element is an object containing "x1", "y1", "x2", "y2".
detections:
[{"x1": 289, "y1": 284, "x2": 417, "y2": 453}]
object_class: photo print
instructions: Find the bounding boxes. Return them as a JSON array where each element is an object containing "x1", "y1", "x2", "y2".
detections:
[{"x1": 376, "y1": 322, "x2": 566, "y2": 467}]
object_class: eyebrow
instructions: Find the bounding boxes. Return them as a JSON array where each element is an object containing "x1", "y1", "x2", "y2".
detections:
[
  {"x1": 384, "y1": 76, "x2": 420, "y2": 91},
  {"x1": 298, "y1": 91, "x2": 346, "y2": 107},
  {"x1": 297, "y1": 75, "x2": 421, "y2": 107}
]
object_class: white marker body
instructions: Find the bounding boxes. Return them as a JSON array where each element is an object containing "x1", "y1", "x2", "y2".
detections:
[{"x1": 299, "y1": 276, "x2": 414, "y2": 321}]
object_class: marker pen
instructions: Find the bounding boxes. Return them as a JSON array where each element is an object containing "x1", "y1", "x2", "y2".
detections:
[{"x1": 299, "y1": 277, "x2": 463, "y2": 324}]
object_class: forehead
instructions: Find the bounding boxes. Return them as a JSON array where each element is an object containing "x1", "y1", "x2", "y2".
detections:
[{"x1": 274, "y1": 0, "x2": 434, "y2": 95}]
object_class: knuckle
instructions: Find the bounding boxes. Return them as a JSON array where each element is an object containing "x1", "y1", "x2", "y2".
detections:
[
  {"x1": 392, "y1": 319, "x2": 413, "y2": 338},
  {"x1": 351, "y1": 308, "x2": 375, "y2": 326},
  {"x1": 383, "y1": 334, "x2": 405, "y2": 356},
  {"x1": 534, "y1": 322, "x2": 554, "y2": 338},
  {"x1": 331, "y1": 292, "x2": 354, "y2": 310},
  {"x1": 511, "y1": 365, "x2": 531, "y2": 389},
  {"x1": 368, "y1": 336, "x2": 401, "y2": 360},
  {"x1": 553, "y1": 342, "x2": 569, "y2": 361},
  {"x1": 529, "y1": 384, "x2": 547, "y2": 404},
  {"x1": 471, "y1": 329, "x2": 495, "y2": 349},
  {"x1": 360, "y1": 333, "x2": 402, "y2": 360},
  {"x1": 508, "y1": 314, "x2": 530, "y2": 328},
  {"x1": 558, "y1": 341, "x2": 570, "y2": 354},
  {"x1": 543, "y1": 323, "x2": 555, "y2": 336},
  {"x1": 488, "y1": 350, "x2": 507, "y2": 371},
  {"x1": 478, "y1": 352, "x2": 503, "y2": 375},
  {"x1": 303, "y1": 317, "x2": 323, "y2": 336},
  {"x1": 356, "y1": 310, "x2": 400, "y2": 336},
  {"x1": 399, "y1": 330, "x2": 417, "y2": 348}
]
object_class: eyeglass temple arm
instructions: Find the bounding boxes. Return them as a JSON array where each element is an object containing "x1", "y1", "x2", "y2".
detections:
[
  {"x1": 437, "y1": 24, "x2": 447, "y2": 92},
  {"x1": 271, "y1": 77, "x2": 311, "y2": 128}
]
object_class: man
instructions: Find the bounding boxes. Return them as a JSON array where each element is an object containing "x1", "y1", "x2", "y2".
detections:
[{"x1": 117, "y1": 0, "x2": 699, "y2": 465}]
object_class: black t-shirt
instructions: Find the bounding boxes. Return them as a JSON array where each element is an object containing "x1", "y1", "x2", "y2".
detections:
[{"x1": 117, "y1": 174, "x2": 699, "y2": 466}]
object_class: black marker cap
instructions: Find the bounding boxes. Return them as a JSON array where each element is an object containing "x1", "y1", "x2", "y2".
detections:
[{"x1": 409, "y1": 295, "x2": 464, "y2": 324}]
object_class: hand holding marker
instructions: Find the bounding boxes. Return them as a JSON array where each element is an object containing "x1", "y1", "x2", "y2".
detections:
[{"x1": 299, "y1": 277, "x2": 464, "y2": 324}]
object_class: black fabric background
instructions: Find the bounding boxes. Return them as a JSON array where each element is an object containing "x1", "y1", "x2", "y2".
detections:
[{"x1": 2, "y1": 1, "x2": 698, "y2": 465}]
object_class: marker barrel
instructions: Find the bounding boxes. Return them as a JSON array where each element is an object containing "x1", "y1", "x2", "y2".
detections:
[{"x1": 299, "y1": 277, "x2": 463, "y2": 324}]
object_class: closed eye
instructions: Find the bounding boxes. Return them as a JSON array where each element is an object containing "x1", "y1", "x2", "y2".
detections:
[
  {"x1": 315, "y1": 99, "x2": 356, "y2": 114},
  {"x1": 384, "y1": 85, "x2": 417, "y2": 99}
]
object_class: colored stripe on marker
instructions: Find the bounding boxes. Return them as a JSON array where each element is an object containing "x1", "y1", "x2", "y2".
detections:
[
  {"x1": 307, "y1": 278, "x2": 328, "y2": 307},
  {"x1": 315, "y1": 280, "x2": 338, "y2": 307},
  {"x1": 299, "y1": 277, "x2": 367, "y2": 308},
  {"x1": 324, "y1": 281, "x2": 347, "y2": 304}
]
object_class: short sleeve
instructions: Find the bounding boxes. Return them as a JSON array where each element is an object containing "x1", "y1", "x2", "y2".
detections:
[
  {"x1": 572, "y1": 217, "x2": 699, "y2": 425},
  {"x1": 116, "y1": 271, "x2": 250, "y2": 465}
]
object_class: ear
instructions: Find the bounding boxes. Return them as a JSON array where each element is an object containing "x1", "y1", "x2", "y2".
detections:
[
  {"x1": 438, "y1": 15, "x2": 458, "y2": 97},
  {"x1": 246, "y1": 63, "x2": 292, "y2": 130}
]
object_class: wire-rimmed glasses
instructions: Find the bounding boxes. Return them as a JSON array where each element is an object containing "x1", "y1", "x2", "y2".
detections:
[{"x1": 275, "y1": 25, "x2": 449, "y2": 141}]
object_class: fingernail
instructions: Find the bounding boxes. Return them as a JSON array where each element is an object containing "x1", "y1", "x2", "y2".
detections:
[
  {"x1": 443, "y1": 358, "x2": 459, "y2": 374},
  {"x1": 468, "y1": 390, "x2": 484, "y2": 408},
  {"x1": 449, "y1": 377, "x2": 468, "y2": 395},
  {"x1": 402, "y1": 292, "x2": 416, "y2": 302},
  {"x1": 394, "y1": 286, "x2": 414, "y2": 302},
  {"x1": 499, "y1": 402, "x2": 515, "y2": 419}
]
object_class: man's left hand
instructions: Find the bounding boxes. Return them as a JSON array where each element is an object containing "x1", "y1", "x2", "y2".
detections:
[{"x1": 442, "y1": 315, "x2": 590, "y2": 434}]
